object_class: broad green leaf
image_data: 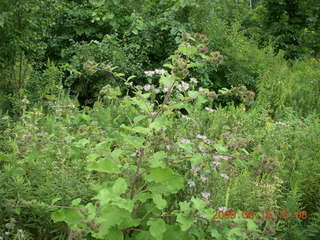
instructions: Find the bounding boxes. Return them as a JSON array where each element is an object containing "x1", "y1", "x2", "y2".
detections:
[
  {"x1": 210, "y1": 229, "x2": 223, "y2": 240},
  {"x1": 113, "y1": 198, "x2": 134, "y2": 212},
  {"x1": 132, "y1": 232, "x2": 153, "y2": 240},
  {"x1": 111, "y1": 149, "x2": 123, "y2": 160},
  {"x1": 191, "y1": 197, "x2": 206, "y2": 211},
  {"x1": 135, "y1": 192, "x2": 152, "y2": 203},
  {"x1": 149, "y1": 151, "x2": 166, "y2": 168},
  {"x1": 112, "y1": 178, "x2": 128, "y2": 195},
  {"x1": 147, "y1": 219, "x2": 166, "y2": 240},
  {"x1": 190, "y1": 154, "x2": 202, "y2": 167},
  {"x1": 52, "y1": 208, "x2": 83, "y2": 226},
  {"x1": 149, "y1": 119, "x2": 163, "y2": 131},
  {"x1": 121, "y1": 134, "x2": 145, "y2": 148},
  {"x1": 188, "y1": 90, "x2": 199, "y2": 99},
  {"x1": 145, "y1": 168, "x2": 184, "y2": 194},
  {"x1": 51, "y1": 197, "x2": 61, "y2": 205},
  {"x1": 87, "y1": 158, "x2": 120, "y2": 173},
  {"x1": 132, "y1": 126, "x2": 151, "y2": 135},
  {"x1": 214, "y1": 143, "x2": 228, "y2": 154},
  {"x1": 71, "y1": 198, "x2": 81, "y2": 206},
  {"x1": 179, "y1": 201, "x2": 191, "y2": 213},
  {"x1": 176, "y1": 213, "x2": 193, "y2": 231},
  {"x1": 177, "y1": 143, "x2": 194, "y2": 153},
  {"x1": 178, "y1": 44, "x2": 197, "y2": 56},
  {"x1": 87, "y1": 153, "x2": 100, "y2": 162},
  {"x1": 163, "y1": 225, "x2": 190, "y2": 239},
  {"x1": 152, "y1": 194, "x2": 167, "y2": 210},
  {"x1": 159, "y1": 74, "x2": 174, "y2": 88},
  {"x1": 106, "y1": 227, "x2": 124, "y2": 240},
  {"x1": 76, "y1": 138, "x2": 90, "y2": 147},
  {"x1": 246, "y1": 219, "x2": 260, "y2": 232},
  {"x1": 134, "y1": 115, "x2": 148, "y2": 124}
]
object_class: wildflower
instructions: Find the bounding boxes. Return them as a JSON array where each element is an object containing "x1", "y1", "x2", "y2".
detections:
[
  {"x1": 218, "y1": 206, "x2": 227, "y2": 211},
  {"x1": 154, "y1": 88, "x2": 160, "y2": 94},
  {"x1": 201, "y1": 192, "x2": 211, "y2": 200},
  {"x1": 204, "y1": 139, "x2": 212, "y2": 144},
  {"x1": 212, "y1": 161, "x2": 221, "y2": 167},
  {"x1": 177, "y1": 81, "x2": 189, "y2": 91},
  {"x1": 179, "y1": 138, "x2": 192, "y2": 144},
  {"x1": 196, "y1": 134, "x2": 207, "y2": 140},
  {"x1": 213, "y1": 154, "x2": 230, "y2": 161},
  {"x1": 200, "y1": 175, "x2": 208, "y2": 182},
  {"x1": 35, "y1": 132, "x2": 45, "y2": 137},
  {"x1": 273, "y1": 121, "x2": 288, "y2": 126},
  {"x1": 181, "y1": 115, "x2": 192, "y2": 121},
  {"x1": 192, "y1": 166, "x2": 201, "y2": 172},
  {"x1": 21, "y1": 97, "x2": 30, "y2": 104},
  {"x1": 151, "y1": 112, "x2": 157, "y2": 118},
  {"x1": 143, "y1": 84, "x2": 152, "y2": 91},
  {"x1": 220, "y1": 173, "x2": 230, "y2": 180},
  {"x1": 166, "y1": 145, "x2": 172, "y2": 150},
  {"x1": 154, "y1": 69, "x2": 166, "y2": 74},
  {"x1": 190, "y1": 78, "x2": 198, "y2": 84},
  {"x1": 205, "y1": 107, "x2": 215, "y2": 113},
  {"x1": 198, "y1": 145, "x2": 208, "y2": 153},
  {"x1": 163, "y1": 87, "x2": 172, "y2": 93},
  {"x1": 144, "y1": 70, "x2": 155, "y2": 76},
  {"x1": 187, "y1": 179, "x2": 196, "y2": 187}
]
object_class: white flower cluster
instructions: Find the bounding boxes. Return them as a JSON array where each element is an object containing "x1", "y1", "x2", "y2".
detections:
[
  {"x1": 205, "y1": 107, "x2": 215, "y2": 113},
  {"x1": 176, "y1": 81, "x2": 189, "y2": 91},
  {"x1": 201, "y1": 192, "x2": 211, "y2": 200},
  {"x1": 220, "y1": 173, "x2": 230, "y2": 180},
  {"x1": 179, "y1": 138, "x2": 192, "y2": 144},
  {"x1": 144, "y1": 69, "x2": 167, "y2": 76}
]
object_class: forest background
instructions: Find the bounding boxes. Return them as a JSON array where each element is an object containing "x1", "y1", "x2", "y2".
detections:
[{"x1": 0, "y1": 0, "x2": 320, "y2": 239}]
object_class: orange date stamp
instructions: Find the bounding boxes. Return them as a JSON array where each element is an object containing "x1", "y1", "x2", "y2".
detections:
[{"x1": 211, "y1": 209, "x2": 308, "y2": 221}]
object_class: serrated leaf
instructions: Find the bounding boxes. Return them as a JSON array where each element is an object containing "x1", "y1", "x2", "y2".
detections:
[
  {"x1": 113, "y1": 198, "x2": 134, "y2": 212},
  {"x1": 246, "y1": 219, "x2": 260, "y2": 232},
  {"x1": 177, "y1": 143, "x2": 194, "y2": 153},
  {"x1": 76, "y1": 138, "x2": 90, "y2": 147},
  {"x1": 145, "y1": 168, "x2": 184, "y2": 194},
  {"x1": 179, "y1": 201, "x2": 191, "y2": 213},
  {"x1": 135, "y1": 192, "x2": 152, "y2": 203},
  {"x1": 188, "y1": 90, "x2": 199, "y2": 99},
  {"x1": 176, "y1": 213, "x2": 193, "y2": 231},
  {"x1": 152, "y1": 194, "x2": 167, "y2": 210},
  {"x1": 112, "y1": 178, "x2": 128, "y2": 195},
  {"x1": 87, "y1": 153, "x2": 100, "y2": 162},
  {"x1": 210, "y1": 229, "x2": 223, "y2": 239},
  {"x1": 214, "y1": 143, "x2": 228, "y2": 154},
  {"x1": 149, "y1": 151, "x2": 166, "y2": 168},
  {"x1": 159, "y1": 74, "x2": 174, "y2": 88},
  {"x1": 51, "y1": 197, "x2": 62, "y2": 205},
  {"x1": 71, "y1": 198, "x2": 81, "y2": 206},
  {"x1": 134, "y1": 115, "x2": 148, "y2": 124},
  {"x1": 52, "y1": 209, "x2": 83, "y2": 226},
  {"x1": 147, "y1": 219, "x2": 166, "y2": 240},
  {"x1": 191, "y1": 197, "x2": 206, "y2": 211},
  {"x1": 190, "y1": 154, "x2": 202, "y2": 167},
  {"x1": 163, "y1": 63, "x2": 173, "y2": 69},
  {"x1": 87, "y1": 158, "x2": 120, "y2": 173}
]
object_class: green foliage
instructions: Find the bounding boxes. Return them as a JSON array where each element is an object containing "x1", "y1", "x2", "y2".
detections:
[{"x1": 257, "y1": 58, "x2": 320, "y2": 117}]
